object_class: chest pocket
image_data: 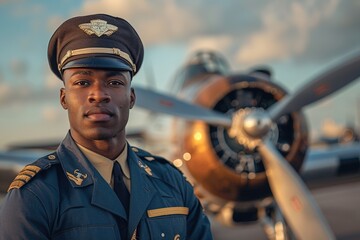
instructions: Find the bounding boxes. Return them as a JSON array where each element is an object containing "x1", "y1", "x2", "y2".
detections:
[
  {"x1": 53, "y1": 225, "x2": 117, "y2": 240},
  {"x1": 146, "y1": 207, "x2": 188, "y2": 240},
  {"x1": 54, "y1": 205, "x2": 120, "y2": 240}
]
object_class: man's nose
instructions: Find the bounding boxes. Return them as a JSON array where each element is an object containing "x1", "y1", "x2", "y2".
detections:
[{"x1": 88, "y1": 85, "x2": 111, "y2": 103}]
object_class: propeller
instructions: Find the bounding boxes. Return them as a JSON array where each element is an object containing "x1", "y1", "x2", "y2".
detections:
[
  {"x1": 268, "y1": 53, "x2": 360, "y2": 121},
  {"x1": 133, "y1": 86, "x2": 232, "y2": 127},
  {"x1": 135, "y1": 53, "x2": 360, "y2": 126},
  {"x1": 258, "y1": 139, "x2": 334, "y2": 239},
  {"x1": 134, "y1": 52, "x2": 360, "y2": 239}
]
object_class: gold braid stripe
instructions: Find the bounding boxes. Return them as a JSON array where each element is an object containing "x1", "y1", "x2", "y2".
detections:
[
  {"x1": 14, "y1": 175, "x2": 32, "y2": 182},
  {"x1": 18, "y1": 169, "x2": 38, "y2": 177},
  {"x1": 7, "y1": 165, "x2": 42, "y2": 192},
  {"x1": 147, "y1": 207, "x2": 189, "y2": 218},
  {"x1": 20, "y1": 165, "x2": 41, "y2": 174},
  {"x1": 58, "y1": 47, "x2": 136, "y2": 73}
]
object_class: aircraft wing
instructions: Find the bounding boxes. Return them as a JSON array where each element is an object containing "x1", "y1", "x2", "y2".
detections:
[{"x1": 301, "y1": 142, "x2": 360, "y2": 188}]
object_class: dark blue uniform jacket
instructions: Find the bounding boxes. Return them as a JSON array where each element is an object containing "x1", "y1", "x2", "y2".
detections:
[{"x1": 0, "y1": 133, "x2": 213, "y2": 240}]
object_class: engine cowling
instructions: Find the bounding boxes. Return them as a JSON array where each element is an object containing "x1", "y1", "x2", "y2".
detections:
[{"x1": 175, "y1": 73, "x2": 308, "y2": 204}]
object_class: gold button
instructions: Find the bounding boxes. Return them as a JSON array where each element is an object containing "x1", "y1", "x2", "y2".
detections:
[
  {"x1": 48, "y1": 155, "x2": 56, "y2": 160},
  {"x1": 145, "y1": 156, "x2": 155, "y2": 161},
  {"x1": 132, "y1": 147, "x2": 139, "y2": 152}
]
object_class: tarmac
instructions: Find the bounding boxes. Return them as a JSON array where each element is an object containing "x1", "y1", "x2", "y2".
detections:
[{"x1": 210, "y1": 181, "x2": 360, "y2": 240}]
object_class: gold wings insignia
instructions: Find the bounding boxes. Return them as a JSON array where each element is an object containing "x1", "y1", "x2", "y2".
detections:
[
  {"x1": 79, "y1": 23, "x2": 94, "y2": 35},
  {"x1": 104, "y1": 24, "x2": 118, "y2": 36},
  {"x1": 79, "y1": 19, "x2": 118, "y2": 37}
]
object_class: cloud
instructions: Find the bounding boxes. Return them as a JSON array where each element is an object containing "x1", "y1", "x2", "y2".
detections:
[
  {"x1": 75, "y1": 0, "x2": 360, "y2": 69},
  {"x1": 10, "y1": 2, "x2": 44, "y2": 18},
  {"x1": 47, "y1": 15, "x2": 65, "y2": 32},
  {"x1": 300, "y1": 0, "x2": 360, "y2": 62},
  {"x1": 9, "y1": 59, "x2": 27, "y2": 77},
  {"x1": 187, "y1": 35, "x2": 233, "y2": 55},
  {"x1": 77, "y1": 0, "x2": 201, "y2": 45},
  {"x1": 235, "y1": 0, "x2": 339, "y2": 66}
]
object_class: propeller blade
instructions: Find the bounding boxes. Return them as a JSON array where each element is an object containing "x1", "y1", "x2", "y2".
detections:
[
  {"x1": 269, "y1": 53, "x2": 360, "y2": 121},
  {"x1": 133, "y1": 86, "x2": 232, "y2": 127},
  {"x1": 258, "y1": 139, "x2": 335, "y2": 240}
]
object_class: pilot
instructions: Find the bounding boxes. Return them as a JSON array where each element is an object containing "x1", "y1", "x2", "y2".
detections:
[{"x1": 0, "y1": 14, "x2": 213, "y2": 240}]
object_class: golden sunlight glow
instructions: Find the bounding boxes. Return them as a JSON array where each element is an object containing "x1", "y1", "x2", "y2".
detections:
[
  {"x1": 173, "y1": 159, "x2": 183, "y2": 168},
  {"x1": 194, "y1": 132, "x2": 202, "y2": 141},
  {"x1": 183, "y1": 152, "x2": 191, "y2": 161}
]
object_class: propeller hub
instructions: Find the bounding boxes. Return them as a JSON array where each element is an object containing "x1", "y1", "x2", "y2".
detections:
[
  {"x1": 243, "y1": 110, "x2": 272, "y2": 138},
  {"x1": 228, "y1": 108, "x2": 276, "y2": 150}
]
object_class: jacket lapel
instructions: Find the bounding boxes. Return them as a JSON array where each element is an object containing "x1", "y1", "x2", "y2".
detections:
[
  {"x1": 91, "y1": 173, "x2": 127, "y2": 220},
  {"x1": 56, "y1": 132, "x2": 127, "y2": 220},
  {"x1": 127, "y1": 146, "x2": 157, "y2": 237}
]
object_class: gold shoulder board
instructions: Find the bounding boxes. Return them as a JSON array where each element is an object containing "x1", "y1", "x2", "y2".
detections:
[{"x1": 7, "y1": 165, "x2": 42, "y2": 192}]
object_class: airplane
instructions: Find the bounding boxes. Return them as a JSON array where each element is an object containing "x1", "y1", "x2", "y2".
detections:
[
  {"x1": 132, "y1": 50, "x2": 360, "y2": 240},
  {"x1": 1, "y1": 50, "x2": 360, "y2": 239}
]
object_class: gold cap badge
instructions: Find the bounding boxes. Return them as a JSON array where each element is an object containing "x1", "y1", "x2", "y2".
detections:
[{"x1": 79, "y1": 19, "x2": 118, "y2": 37}]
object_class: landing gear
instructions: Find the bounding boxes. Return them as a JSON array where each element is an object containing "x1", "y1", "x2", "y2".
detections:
[{"x1": 259, "y1": 202, "x2": 295, "y2": 240}]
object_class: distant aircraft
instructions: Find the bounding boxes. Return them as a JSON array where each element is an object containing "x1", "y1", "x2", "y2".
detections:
[{"x1": 1, "y1": 50, "x2": 360, "y2": 239}]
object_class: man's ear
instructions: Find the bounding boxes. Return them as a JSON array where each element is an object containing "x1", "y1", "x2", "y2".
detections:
[
  {"x1": 130, "y1": 88, "x2": 136, "y2": 109},
  {"x1": 60, "y1": 88, "x2": 68, "y2": 109}
]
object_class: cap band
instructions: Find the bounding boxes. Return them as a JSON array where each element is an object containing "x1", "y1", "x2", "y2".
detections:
[
  {"x1": 58, "y1": 47, "x2": 136, "y2": 73},
  {"x1": 61, "y1": 57, "x2": 132, "y2": 73}
]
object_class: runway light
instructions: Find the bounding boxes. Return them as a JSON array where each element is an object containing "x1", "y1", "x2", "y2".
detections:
[
  {"x1": 280, "y1": 143, "x2": 290, "y2": 152},
  {"x1": 248, "y1": 172, "x2": 256, "y2": 179},
  {"x1": 275, "y1": 222, "x2": 285, "y2": 240},
  {"x1": 183, "y1": 152, "x2": 191, "y2": 161},
  {"x1": 194, "y1": 132, "x2": 202, "y2": 141},
  {"x1": 173, "y1": 159, "x2": 183, "y2": 168}
]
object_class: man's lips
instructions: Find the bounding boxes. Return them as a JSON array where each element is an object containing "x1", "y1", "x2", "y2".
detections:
[{"x1": 84, "y1": 108, "x2": 114, "y2": 121}]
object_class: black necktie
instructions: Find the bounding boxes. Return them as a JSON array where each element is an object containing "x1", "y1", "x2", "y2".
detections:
[
  {"x1": 113, "y1": 161, "x2": 130, "y2": 214},
  {"x1": 113, "y1": 161, "x2": 130, "y2": 239}
]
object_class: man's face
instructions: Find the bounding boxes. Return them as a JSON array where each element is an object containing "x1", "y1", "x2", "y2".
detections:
[{"x1": 60, "y1": 68, "x2": 135, "y2": 146}]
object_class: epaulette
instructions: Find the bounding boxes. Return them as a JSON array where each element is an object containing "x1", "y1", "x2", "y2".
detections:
[
  {"x1": 131, "y1": 146, "x2": 185, "y2": 176},
  {"x1": 131, "y1": 146, "x2": 169, "y2": 164},
  {"x1": 8, "y1": 152, "x2": 59, "y2": 192}
]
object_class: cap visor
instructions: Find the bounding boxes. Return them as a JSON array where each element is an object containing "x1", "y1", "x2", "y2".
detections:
[{"x1": 62, "y1": 56, "x2": 132, "y2": 72}]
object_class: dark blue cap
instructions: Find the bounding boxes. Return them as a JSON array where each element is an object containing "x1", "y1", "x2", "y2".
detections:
[{"x1": 48, "y1": 14, "x2": 144, "y2": 80}]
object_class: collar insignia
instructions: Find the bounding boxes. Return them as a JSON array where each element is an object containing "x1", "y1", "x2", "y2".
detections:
[
  {"x1": 79, "y1": 19, "x2": 118, "y2": 37},
  {"x1": 138, "y1": 160, "x2": 153, "y2": 176},
  {"x1": 66, "y1": 169, "x2": 88, "y2": 186}
]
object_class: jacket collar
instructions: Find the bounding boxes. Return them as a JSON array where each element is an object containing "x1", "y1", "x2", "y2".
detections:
[
  {"x1": 56, "y1": 132, "x2": 127, "y2": 219},
  {"x1": 55, "y1": 132, "x2": 161, "y2": 229},
  {"x1": 56, "y1": 133, "x2": 94, "y2": 188}
]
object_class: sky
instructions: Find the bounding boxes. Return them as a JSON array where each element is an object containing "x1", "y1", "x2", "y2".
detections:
[{"x1": 0, "y1": 0, "x2": 359, "y2": 150}]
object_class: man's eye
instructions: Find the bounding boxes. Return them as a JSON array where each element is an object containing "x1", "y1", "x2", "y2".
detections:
[
  {"x1": 109, "y1": 80, "x2": 123, "y2": 86},
  {"x1": 75, "y1": 80, "x2": 90, "y2": 86}
]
